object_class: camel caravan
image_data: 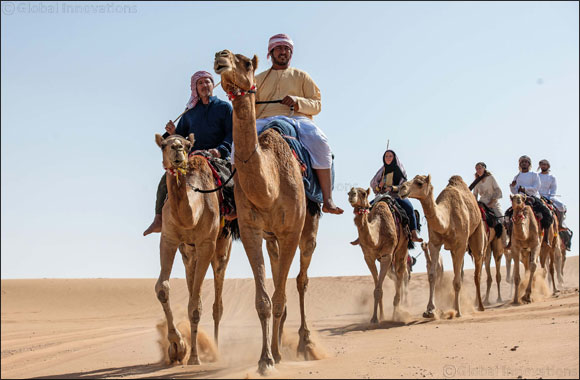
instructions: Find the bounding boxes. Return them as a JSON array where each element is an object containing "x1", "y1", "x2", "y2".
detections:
[{"x1": 143, "y1": 34, "x2": 573, "y2": 373}]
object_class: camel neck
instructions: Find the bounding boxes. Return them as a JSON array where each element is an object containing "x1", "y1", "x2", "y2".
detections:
[
  {"x1": 355, "y1": 213, "x2": 380, "y2": 248},
  {"x1": 419, "y1": 189, "x2": 448, "y2": 233}
]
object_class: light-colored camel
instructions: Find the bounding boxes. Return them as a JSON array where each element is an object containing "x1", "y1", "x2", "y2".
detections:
[
  {"x1": 214, "y1": 50, "x2": 321, "y2": 373},
  {"x1": 154, "y1": 133, "x2": 232, "y2": 365},
  {"x1": 482, "y1": 221, "x2": 509, "y2": 304},
  {"x1": 347, "y1": 188, "x2": 410, "y2": 323},
  {"x1": 398, "y1": 175, "x2": 486, "y2": 317}
]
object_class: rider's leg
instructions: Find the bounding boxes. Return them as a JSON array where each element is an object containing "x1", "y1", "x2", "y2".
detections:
[
  {"x1": 396, "y1": 198, "x2": 423, "y2": 242},
  {"x1": 144, "y1": 173, "x2": 167, "y2": 236}
]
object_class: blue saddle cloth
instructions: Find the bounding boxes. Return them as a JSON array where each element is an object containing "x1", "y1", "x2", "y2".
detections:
[{"x1": 259, "y1": 119, "x2": 334, "y2": 204}]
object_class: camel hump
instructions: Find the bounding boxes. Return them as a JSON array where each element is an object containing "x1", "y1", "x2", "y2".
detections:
[{"x1": 447, "y1": 175, "x2": 466, "y2": 187}]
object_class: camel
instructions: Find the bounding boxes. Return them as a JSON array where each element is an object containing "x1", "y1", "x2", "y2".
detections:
[
  {"x1": 154, "y1": 133, "x2": 233, "y2": 365},
  {"x1": 482, "y1": 220, "x2": 509, "y2": 305},
  {"x1": 214, "y1": 50, "x2": 321, "y2": 373},
  {"x1": 347, "y1": 188, "x2": 410, "y2": 323},
  {"x1": 398, "y1": 174, "x2": 486, "y2": 317}
]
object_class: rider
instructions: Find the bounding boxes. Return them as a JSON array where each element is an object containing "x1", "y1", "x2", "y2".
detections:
[
  {"x1": 469, "y1": 161, "x2": 503, "y2": 217},
  {"x1": 538, "y1": 159, "x2": 567, "y2": 229},
  {"x1": 253, "y1": 33, "x2": 343, "y2": 215},
  {"x1": 143, "y1": 71, "x2": 233, "y2": 236},
  {"x1": 509, "y1": 155, "x2": 552, "y2": 244},
  {"x1": 351, "y1": 149, "x2": 423, "y2": 245}
]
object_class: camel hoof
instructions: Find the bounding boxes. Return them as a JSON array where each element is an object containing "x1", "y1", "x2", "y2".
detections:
[
  {"x1": 483, "y1": 299, "x2": 491, "y2": 306},
  {"x1": 370, "y1": 317, "x2": 379, "y2": 324},
  {"x1": 258, "y1": 358, "x2": 275, "y2": 375},
  {"x1": 423, "y1": 310, "x2": 435, "y2": 319},
  {"x1": 522, "y1": 295, "x2": 532, "y2": 304},
  {"x1": 273, "y1": 353, "x2": 282, "y2": 364},
  {"x1": 168, "y1": 340, "x2": 187, "y2": 364},
  {"x1": 512, "y1": 300, "x2": 521, "y2": 306},
  {"x1": 497, "y1": 297, "x2": 503, "y2": 303},
  {"x1": 187, "y1": 357, "x2": 201, "y2": 366},
  {"x1": 478, "y1": 305, "x2": 485, "y2": 312}
]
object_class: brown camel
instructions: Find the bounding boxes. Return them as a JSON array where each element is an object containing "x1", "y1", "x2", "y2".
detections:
[
  {"x1": 398, "y1": 175, "x2": 486, "y2": 317},
  {"x1": 154, "y1": 133, "x2": 233, "y2": 365},
  {"x1": 214, "y1": 50, "x2": 321, "y2": 374},
  {"x1": 347, "y1": 188, "x2": 410, "y2": 323}
]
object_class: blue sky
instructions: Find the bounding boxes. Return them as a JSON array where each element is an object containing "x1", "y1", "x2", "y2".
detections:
[{"x1": 1, "y1": 1, "x2": 578, "y2": 279}]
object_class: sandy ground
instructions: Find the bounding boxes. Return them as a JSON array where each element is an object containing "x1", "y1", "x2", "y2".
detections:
[{"x1": 2, "y1": 255, "x2": 578, "y2": 379}]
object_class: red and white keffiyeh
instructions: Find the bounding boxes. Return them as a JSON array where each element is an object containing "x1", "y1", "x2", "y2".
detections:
[
  {"x1": 185, "y1": 71, "x2": 214, "y2": 110},
  {"x1": 267, "y1": 33, "x2": 294, "y2": 59}
]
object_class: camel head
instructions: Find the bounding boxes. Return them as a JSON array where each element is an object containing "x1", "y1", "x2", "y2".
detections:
[
  {"x1": 348, "y1": 187, "x2": 371, "y2": 209},
  {"x1": 155, "y1": 133, "x2": 195, "y2": 170},
  {"x1": 510, "y1": 193, "x2": 527, "y2": 213},
  {"x1": 398, "y1": 174, "x2": 432, "y2": 200},
  {"x1": 214, "y1": 50, "x2": 259, "y2": 95}
]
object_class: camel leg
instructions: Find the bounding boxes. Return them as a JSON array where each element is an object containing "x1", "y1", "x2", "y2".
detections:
[
  {"x1": 424, "y1": 241, "x2": 442, "y2": 318},
  {"x1": 450, "y1": 250, "x2": 465, "y2": 317},
  {"x1": 240, "y1": 226, "x2": 274, "y2": 374},
  {"x1": 376, "y1": 253, "x2": 391, "y2": 319},
  {"x1": 522, "y1": 244, "x2": 540, "y2": 304},
  {"x1": 155, "y1": 236, "x2": 187, "y2": 364},
  {"x1": 363, "y1": 253, "x2": 381, "y2": 324},
  {"x1": 186, "y1": 240, "x2": 215, "y2": 365},
  {"x1": 554, "y1": 238, "x2": 564, "y2": 286},
  {"x1": 505, "y1": 249, "x2": 513, "y2": 285},
  {"x1": 493, "y1": 240, "x2": 503, "y2": 303},
  {"x1": 511, "y1": 246, "x2": 522, "y2": 305},
  {"x1": 469, "y1": 223, "x2": 486, "y2": 312},
  {"x1": 483, "y1": 242, "x2": 492, "y2": 305},
  {"x1": 271, "y1": 233, "x2": 301, "y2": 364},
  {"x1": 211, "y1": 235, "x2": 232, "y2": 347},
  {"x1": 264, "y1": 233, "x2": 287, "y2": 344},
  {"x1": 392, "y1": 249, "x2": 407, "y2": 320},
  {"x1": 296, "y1": 211, "x2": 319, "y2": 359}
]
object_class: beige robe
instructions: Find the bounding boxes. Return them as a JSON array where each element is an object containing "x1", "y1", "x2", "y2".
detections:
[
  {"x1": 255, "y1": 67, "x2": 321, "y2": 119},
  {"x1": 473, "y1": 174, "x2": 503, "y2": 216}
]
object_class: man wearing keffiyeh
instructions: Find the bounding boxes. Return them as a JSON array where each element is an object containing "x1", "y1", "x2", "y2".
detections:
[
  {"x1": 144, "y1": 70, "x2": 233, "y2": 236},
  {"x1": 254, "y1": 33, "x2": 343, "y2": 215}
]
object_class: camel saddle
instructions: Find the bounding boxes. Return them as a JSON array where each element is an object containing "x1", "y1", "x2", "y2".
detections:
[
  {"x1": 259, "y1": 119, "x2": 334, "y2": 204},
  {"x1": 477, "y1": 201, "x2": 503, "y2": 237},
  {"x1": 371, "y1": 194, "x2": 415, "y2": 250}
]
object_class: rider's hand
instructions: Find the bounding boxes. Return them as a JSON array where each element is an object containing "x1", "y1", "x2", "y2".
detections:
[
  {"x1": 165, "y1": 120, "x2": 176, "y2": 135},
  {"x1": 208, "y1": 149, "x2": 221, "y2": 158},
  {"x1": 518, "y1": 186, "x2": 525, "y2": 193},
  {"x1": 281, "y1": 95, "x2": 299, "y2": 111},
  {"x1": 510, "y1": 180, "x2": 517, "y2": 187}
]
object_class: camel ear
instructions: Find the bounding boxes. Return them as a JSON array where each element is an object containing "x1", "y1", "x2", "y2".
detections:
[
  {"x1": 155, "y1": 134, "x2": 164, "y2": 148},
  {"x1": 366, "y1": 187, "x2": 371, "y2": 196},
  {"x1": 510, "y1": 195, "x2": 514, "y2": 201},
  {"x1": 188, "y1": 133, "x2": 195, "y2": 147},
  {"x1": 426, "y1": 174, "x2": 431, "y2": 184},
  {"x1": 252, "y1": 55, "x2": 259, "y2": 72}
]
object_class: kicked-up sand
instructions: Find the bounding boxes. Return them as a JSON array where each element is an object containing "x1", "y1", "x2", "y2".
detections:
[{"x1": 2, "y1": 256, "x2": 578, "y2": 379}]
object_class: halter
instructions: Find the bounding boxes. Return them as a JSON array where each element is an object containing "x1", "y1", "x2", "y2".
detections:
[
  {"x1": 165, "y1": 166, "x2": 188, "y2": 186},
  {"x1": 226, "y1": 84, "x2": 256, "y2": 101},
  {"x1": 353, "y1": 206, "x2": 370, "y2": 215}
]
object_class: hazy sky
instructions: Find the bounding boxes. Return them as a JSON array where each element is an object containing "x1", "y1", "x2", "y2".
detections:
[{"x1": 1, "y1": 1, "x2": 578, "y2": 279}]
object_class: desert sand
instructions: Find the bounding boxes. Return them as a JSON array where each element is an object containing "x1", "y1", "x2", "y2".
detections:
[{"x1": 2, "y1": 255, "x2": 578, "y2": 379}]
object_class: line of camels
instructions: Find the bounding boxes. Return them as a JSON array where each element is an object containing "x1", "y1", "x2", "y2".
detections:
[{"x1": 151, "y1": 50, "x2": 569, "y2": 374}]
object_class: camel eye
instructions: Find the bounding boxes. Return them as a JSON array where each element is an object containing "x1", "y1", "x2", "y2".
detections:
[
  {"x1": 245, "y1": 61, "x2": 252, "y2": 69},
  {"x1": 416, "y1": 182, "x2": 423, "y2": 187}
]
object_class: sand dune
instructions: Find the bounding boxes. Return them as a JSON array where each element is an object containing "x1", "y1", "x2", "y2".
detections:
[{"x1": 2, "y1": 256, "x2": 578, "y2": 379}]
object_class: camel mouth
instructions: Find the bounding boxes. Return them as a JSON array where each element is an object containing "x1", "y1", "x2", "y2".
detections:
[{"x1": 214, "y1": 58, "x2": 232, "y2": 74}]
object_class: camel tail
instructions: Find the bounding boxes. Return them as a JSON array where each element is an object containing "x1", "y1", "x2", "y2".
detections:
[
  {"x1": 222, "y1": 219, "x2": 240, "y2": 241},
  {"x1": 307, "y1": 199, "x2": 322, "y2": 217},
  {"x1": 494, "y1": 223, "x2": 503, "y2": 239}
]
